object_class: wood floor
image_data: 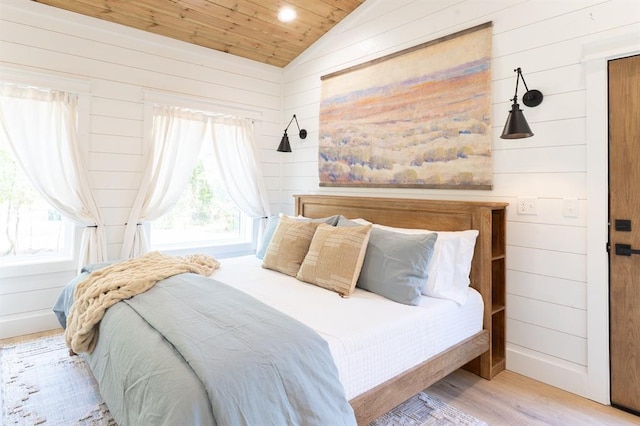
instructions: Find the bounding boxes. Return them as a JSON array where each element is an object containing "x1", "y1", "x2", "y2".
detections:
[
  {"x1": 2, "y1": 329, "x2": 640, "y2": 425},
  {"x1": 429, "y1": 369, "x2": 640, "y2": 425}
]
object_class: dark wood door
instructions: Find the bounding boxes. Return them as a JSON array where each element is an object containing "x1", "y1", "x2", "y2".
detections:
[{"x1": 609, "y1": 54, "x2": 640, "y2": 415}]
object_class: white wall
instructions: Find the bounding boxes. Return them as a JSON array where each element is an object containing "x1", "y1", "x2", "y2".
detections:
[
  {"x1": 0, "y1": 0, "x2": 283, "y2": 338},
  {"x1": 280, "y1": 0, "x2": 640, "y2": 404}
]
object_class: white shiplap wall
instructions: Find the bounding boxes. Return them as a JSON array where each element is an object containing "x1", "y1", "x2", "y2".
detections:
[
  {"x1": 1, "y1": 0, "x2": 639, "y2": 407},
  {"x1": 280, "y1": 0, "x2": 640, "y2": 404},
  {"x1": 0, "y1": 0, "x2": 283, "y2": 338}
]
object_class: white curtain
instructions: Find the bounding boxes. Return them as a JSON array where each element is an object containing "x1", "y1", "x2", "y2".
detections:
[
  {"x1": 0, "y1": 83, "x2": 107, "y2": 269},
  {"x1": 120, "y1": 105, "x2": 207, "y2": 258},
  {"x1": 208, "y1": 116, "x2": 271, "y2": 221}
]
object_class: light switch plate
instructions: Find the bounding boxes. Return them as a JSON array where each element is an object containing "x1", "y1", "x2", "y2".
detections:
[{"x1": 563, "y1": 198, "x2": 579, "y2": 218}]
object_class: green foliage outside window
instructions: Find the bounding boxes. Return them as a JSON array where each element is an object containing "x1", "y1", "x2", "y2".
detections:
[{"x1": 152, "y1": 158, "x2": 240, "y2": 244}]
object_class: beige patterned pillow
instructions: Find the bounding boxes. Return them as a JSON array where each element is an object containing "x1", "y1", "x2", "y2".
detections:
[
  {"x1": 296, "y1": 223, "x2": 372, "y2": 297},
  {"x1": 261, "y1": 216, "x2": 321, "y2": 276}
]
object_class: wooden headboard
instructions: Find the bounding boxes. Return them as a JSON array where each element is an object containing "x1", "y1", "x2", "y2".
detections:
[
  {"x1": 295, "y1": 195, "x2": 505, "y2": 302},
  {"x1": 295, "y1": 194, "x2": 508, "y2": 423}
]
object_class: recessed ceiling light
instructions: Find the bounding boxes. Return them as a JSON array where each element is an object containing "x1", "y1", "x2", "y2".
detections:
[{"x1": 278, "y1": 6, "x2": 297, "y2": 23}]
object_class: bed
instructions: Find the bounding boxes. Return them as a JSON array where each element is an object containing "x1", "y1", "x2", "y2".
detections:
[{"x1": 54, "y1": 194, "x2": 507, "y2": 425}]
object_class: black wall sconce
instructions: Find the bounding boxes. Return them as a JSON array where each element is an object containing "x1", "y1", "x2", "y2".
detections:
[
  {"x1": 277, "y1": 114, "x2": 307, "y2": 152},
  {"x1": 500, "y1": 68, "x2": 543, "y2": 139}
]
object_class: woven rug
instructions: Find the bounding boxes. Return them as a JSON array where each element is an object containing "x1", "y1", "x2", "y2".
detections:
[{"x1": 1, "y1": 334, "x2": 488, "y2": 426}]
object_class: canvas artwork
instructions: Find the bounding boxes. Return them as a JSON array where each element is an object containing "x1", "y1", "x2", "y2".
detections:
[{"x1": 319, "y1": 22, "x2": 493, "y2": 189}]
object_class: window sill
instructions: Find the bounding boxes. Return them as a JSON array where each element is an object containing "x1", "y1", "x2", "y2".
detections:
[
  {"x1": 153, "y1": 240, "x2": 256, "y2": 260},
  {"x1": 0, "y1": 255, "x2": 77, "y2": 278}
]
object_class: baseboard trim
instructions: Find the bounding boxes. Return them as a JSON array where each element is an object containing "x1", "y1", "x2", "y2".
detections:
[
  {"x1": 0, "y1": 311, "x2": 61, "y2": 340},
  {"x1": 507, "y1": 345, "x2": 589, "y2": 399}
]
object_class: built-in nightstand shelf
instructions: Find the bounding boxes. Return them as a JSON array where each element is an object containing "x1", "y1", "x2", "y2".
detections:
[
  {"x1": 464, "y1": 203, "x2": 507, "y2": 380},
  {"x1": 488, "y1": 207, "x2": 506, "y2": 378}
]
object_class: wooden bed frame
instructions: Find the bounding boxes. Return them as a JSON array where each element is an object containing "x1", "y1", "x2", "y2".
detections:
[{"x1": 295, "y1": 194, "x2": 508, "y2": 425}]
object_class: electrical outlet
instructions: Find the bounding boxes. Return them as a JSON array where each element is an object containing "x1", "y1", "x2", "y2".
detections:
[
  {"x1": 517, "y1": 197, "x2": 538, "y2": 215},
  {"x1": 563, "y1": 198, "x2": 579, "y2": 218}
]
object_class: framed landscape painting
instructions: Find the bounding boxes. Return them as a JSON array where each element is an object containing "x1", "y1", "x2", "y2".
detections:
[{"x1": 319, "y1": 22, "x2": 493, "y2": 189}]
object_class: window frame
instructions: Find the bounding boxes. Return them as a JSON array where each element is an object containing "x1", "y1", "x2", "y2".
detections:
[
  {"x1": 0, "y1": 222, "x2": 83, "y2": 278},
  {"x1": 153, "y1": 218, "x2": 259, "y2": 259},
  {"x1": 0, "y1": 67, "x2": 91, "y2": 276},
  {"x1": 142, "y1": 91, "x2": 263, "y2": 258}
]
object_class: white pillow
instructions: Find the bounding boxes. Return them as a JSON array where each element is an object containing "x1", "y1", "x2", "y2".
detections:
[{"x1": 372, "y1": 224, "x2": 478, "y2": 305}]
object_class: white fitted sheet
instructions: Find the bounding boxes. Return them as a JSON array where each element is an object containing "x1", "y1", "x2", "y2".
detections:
[{"x1": 213, "y1": 255, "x2": 484, "y2": 400}]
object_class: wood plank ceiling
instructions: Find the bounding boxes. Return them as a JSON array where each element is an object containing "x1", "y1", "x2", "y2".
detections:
[{"x1": 32, "y1": 0, "x2": 365, "y2": 67}]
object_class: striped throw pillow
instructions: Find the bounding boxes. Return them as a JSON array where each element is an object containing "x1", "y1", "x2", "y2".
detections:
[{"x1": 296, "y1": 223, "x2": 372, "y2": 297}]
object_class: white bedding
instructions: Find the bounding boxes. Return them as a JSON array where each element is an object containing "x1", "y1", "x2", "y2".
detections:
[{"x1": 213, "y1": 255, "x2": 484, "y2": 400}]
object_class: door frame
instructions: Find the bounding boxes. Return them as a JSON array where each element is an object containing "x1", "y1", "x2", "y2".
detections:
[{"x1": 583, "y1": 31, "x2": 640, "y2": 405}]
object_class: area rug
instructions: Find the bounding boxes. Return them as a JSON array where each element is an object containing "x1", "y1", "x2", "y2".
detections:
[{"x1": 1, "y1": 334, "x2": 488, "y2": 426}]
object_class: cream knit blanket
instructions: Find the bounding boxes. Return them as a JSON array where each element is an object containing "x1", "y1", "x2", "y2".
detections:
[{"x1": 65, "y1": 251, "x2": 220, "y2": 354}]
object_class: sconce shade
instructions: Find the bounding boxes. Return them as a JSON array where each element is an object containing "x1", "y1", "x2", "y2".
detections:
[
  {"x1": 277, "y1": 132, "x2": 292, "y2": 152},
  {"x1": 500, "y1": 68, "x2": 542, "y2": 139},
  {"x1": 277, "y1": 114, "x2": 306, "y2": 152},
  {"x1": 501, "y1": 102, "x2": 533, "y2": 139}
]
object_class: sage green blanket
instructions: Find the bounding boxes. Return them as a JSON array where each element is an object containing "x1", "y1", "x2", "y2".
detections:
[{"x1": 55, "y1": 266, "x2": 356, "y2": 426}]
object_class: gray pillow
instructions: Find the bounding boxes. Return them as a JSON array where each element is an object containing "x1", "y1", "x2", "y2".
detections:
[
  {"x1": 336, "y1": 215, "x2": 361, "y2": 227},
  {"x1": 256, "y1": 216, "x2": 280, "y2": 259},
  {"x1": 256, "y1": 215, "x2": 341, "y2": 259},
  {"x1": 308, "y1": 214, "x2": 340, "y2": 226},
  {"x1": 336, "y1": 216, "x2": 372, "y2": 227},
  {"x1": 357, "y1": 228, "x2": 438, "y2": 306}
]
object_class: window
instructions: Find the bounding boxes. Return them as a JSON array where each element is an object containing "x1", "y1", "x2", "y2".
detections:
[
  {"x1": 0, "y1": 140, "x2": 72, "y2": 261},
  {"x1": 150, "y1": 140, "x2": 254, "y2": 251},
  {"x1": 147, "y1": 105, "x2": 257, "y2": 256},
  {"x1": 0, "y1": 84, "x2": 75, "y2": 266}
]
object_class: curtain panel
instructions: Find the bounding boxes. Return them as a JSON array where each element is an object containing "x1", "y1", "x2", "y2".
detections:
[
  {"x1": 209, "y1": 115, "x2": 271, "y2": 221},
  {"x1": 120, "y1": 105, "x2": 207, "y2": 258},
  {"x1": 121, "y1": 105, "x2": 271, "y2": 259},
  {"x1": 0, "y1": 83, "x2": 107, "y2": 270}
]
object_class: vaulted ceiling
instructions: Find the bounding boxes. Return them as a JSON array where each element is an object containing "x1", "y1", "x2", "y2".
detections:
[{"x1": 32, "y1": 0, "x2": 365, "y2": 67}]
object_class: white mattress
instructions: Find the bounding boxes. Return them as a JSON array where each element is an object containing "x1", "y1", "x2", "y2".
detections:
[{"x1": 213, "y1": 255, "x2": 484, "y2": 400}]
